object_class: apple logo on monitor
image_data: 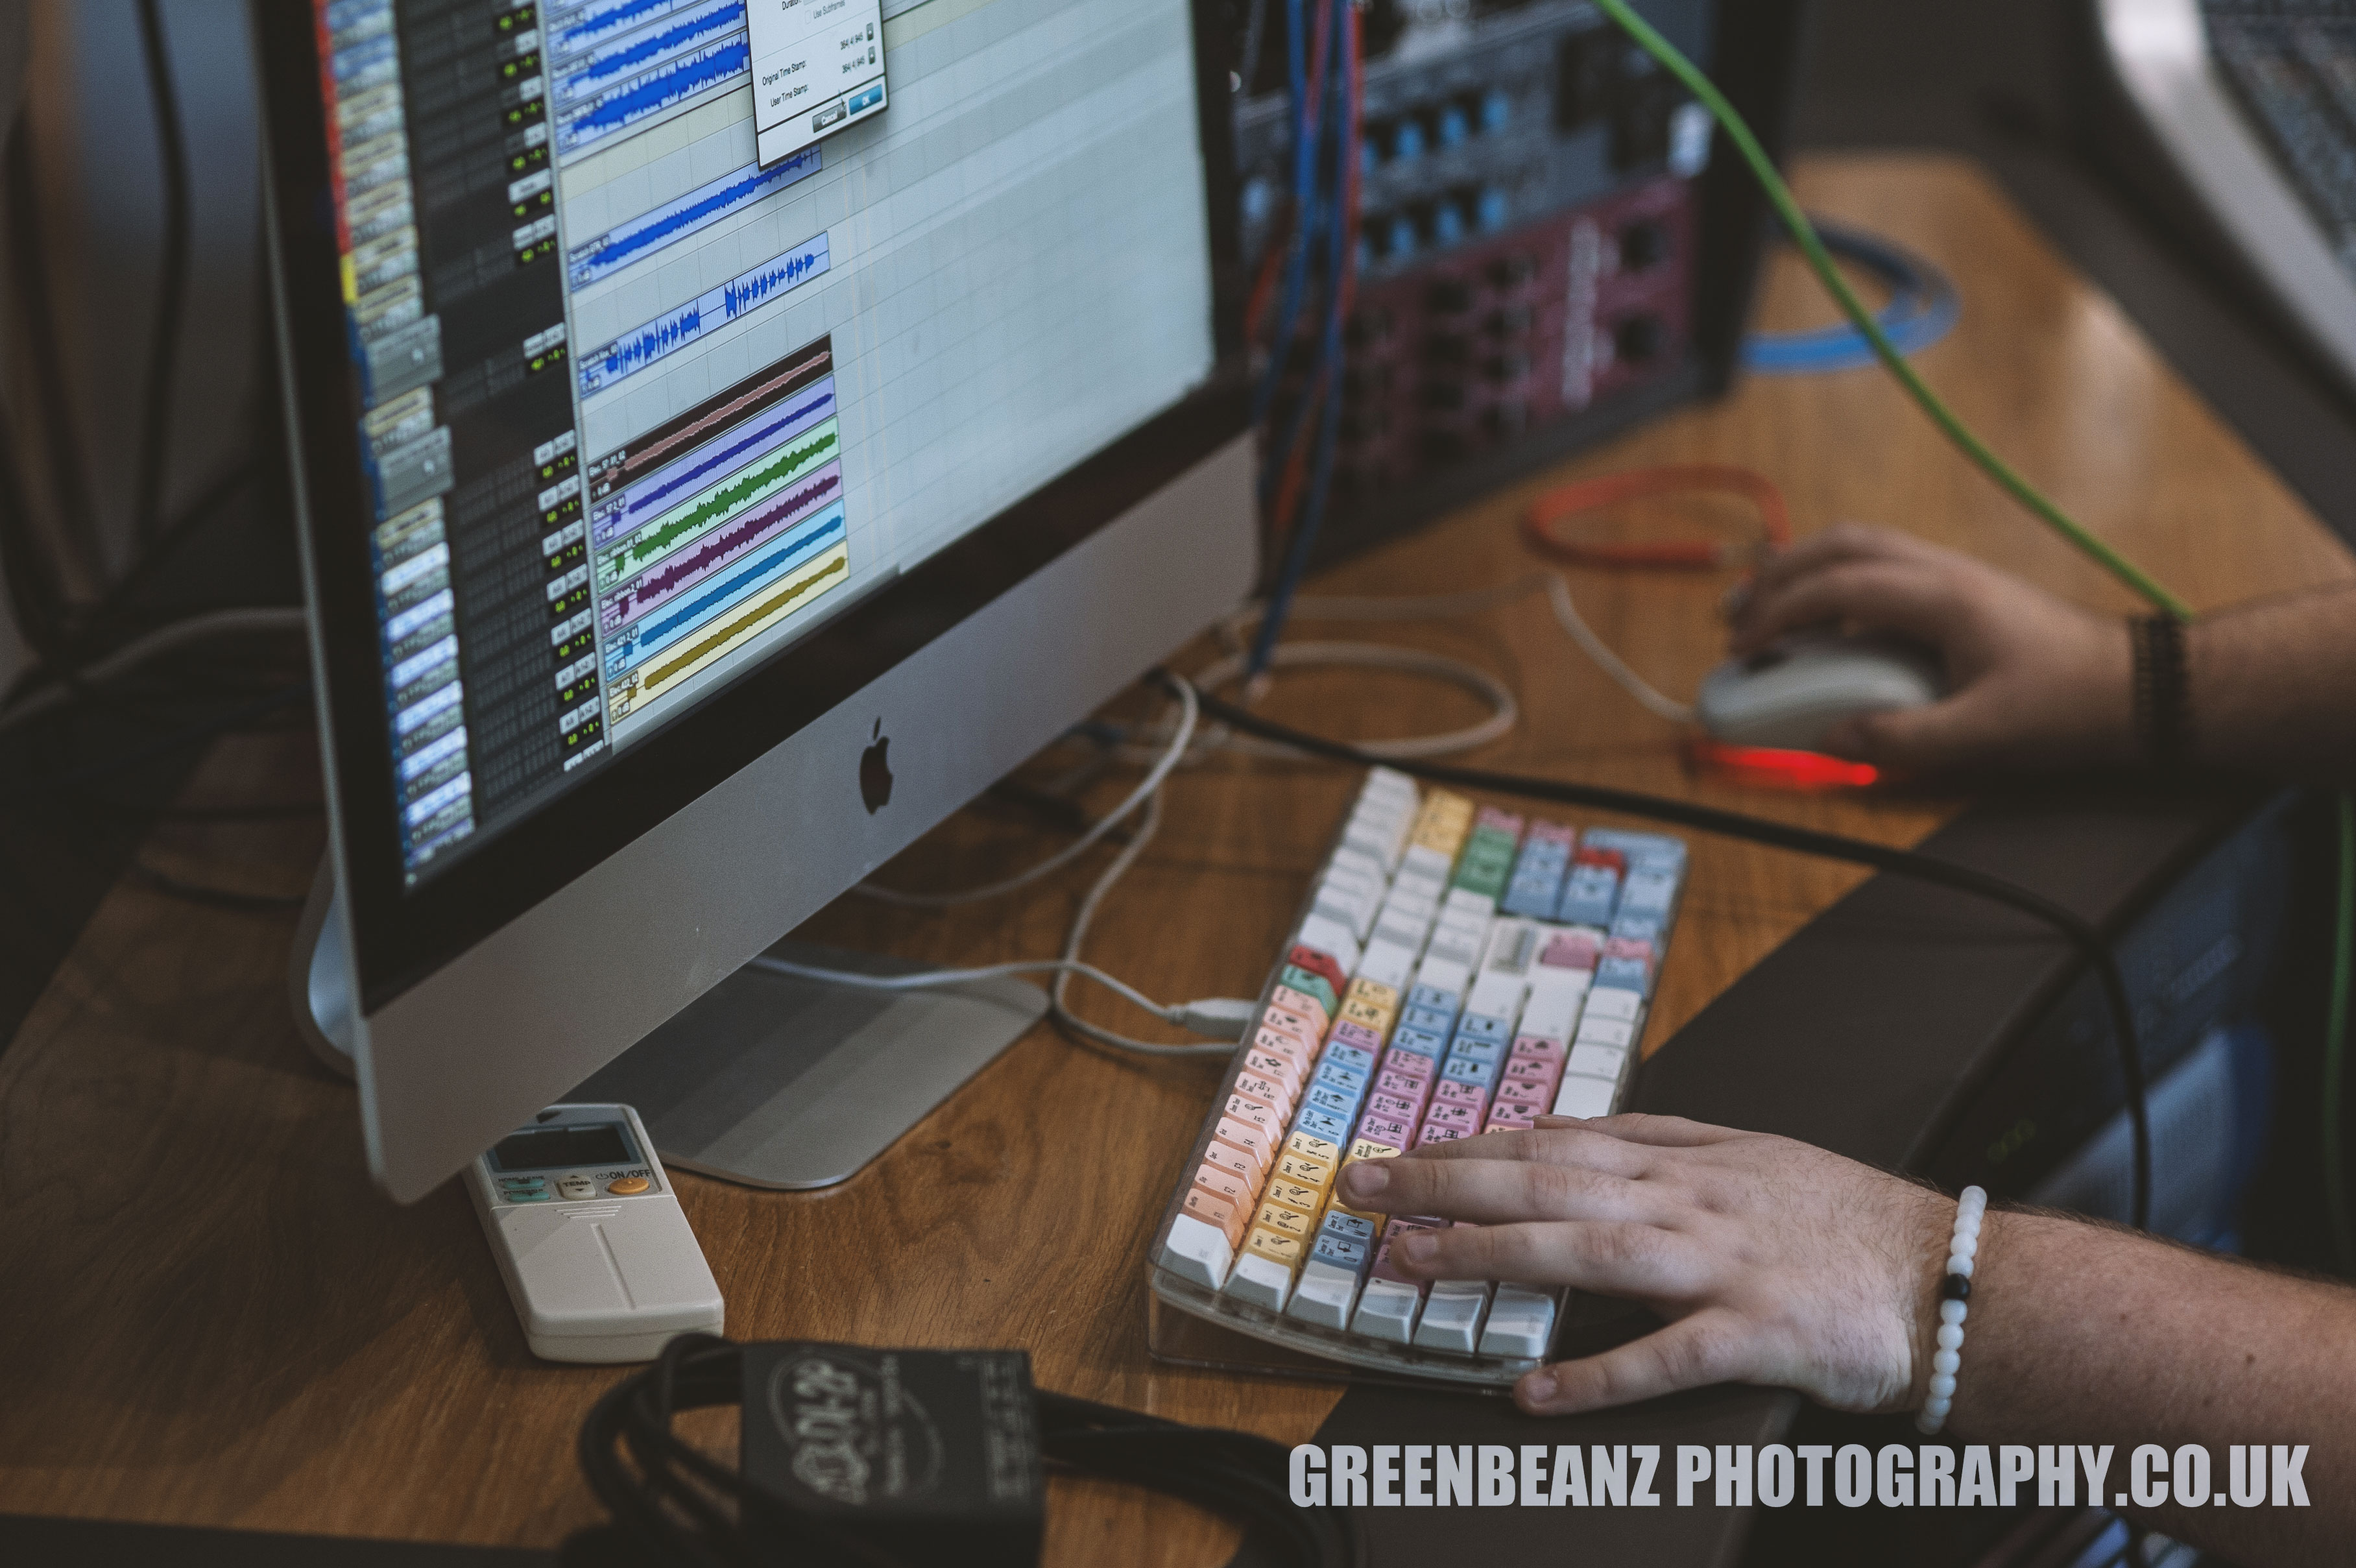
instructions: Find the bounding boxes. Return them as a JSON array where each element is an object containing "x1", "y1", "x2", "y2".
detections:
[{"x1": 859, "y1": 718, "x2": 893, "y2": 814}]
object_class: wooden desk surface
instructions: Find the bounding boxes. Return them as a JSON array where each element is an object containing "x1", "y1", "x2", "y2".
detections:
[{"x1": 4, "y1": 155, "x2": 2350, "y2": 1562}]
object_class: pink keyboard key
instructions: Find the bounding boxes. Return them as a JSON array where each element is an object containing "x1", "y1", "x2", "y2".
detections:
[
  {"x1": 1214, "y1": 1116, "x2": 1274, "y2": 1176},
  {"x1": 1433, "y1": 1078, "x2": 1486, "y2": 1109},
  {"x1": 1529, "y1": 821, "x2": 1577, "y2": 847},
  {"x1": 1371, "y1": 1226, "x2": 1435, "y2": 1290},
  {"x1": 1497, "y1": 1078, "x2": 1552, "y2": 1109},
  {"x1": 1384, "y1": 1048, "x2": 1437, "y2": 1079},
  {"x1": 1504, "y1": 1055, "x2": 1557, "y2": 1085},
  {"x1": 1225, "y1": 1088, "x2": 1283, "y2": 1133},
  {"x1": 1268, "y1": 987, "x2": 1332, "y2": 1037},
  {"x1": 1424, "y1": 1102, "x2": 1478, "y2": 1133},
  {"x1": 1541, "y1": 932, "x2": 1602, "y2": 969},
  {"x1": 1415, "y1": 1123, "x2": 1465, "y2": 1147},
  {"x1": 1358, "y1": 1113, "x2": 1414, "y2": 1148},
  {"x1": 1367, "y1": 1092, "x2": 1421, "y2": 1122},
  {"x1": 1331, "y1": 1020, "x2": 1385, "y2": 1054},
  {"x1": 1233, "y1": 1070, "x2": 1293, "y2": 1114},
  {"x1": 1486, "y1": 1107, "x2": 1535, "y2": 1134},
  {"x1": 1252, "y1": 1027, "x2": 1313, "y2": 1070},
  {"x1": 1243, "y1": 1049, "x2": 1306, "y2": 1095},
  {"x1": 1476, "y1": 806, "x2": 1525, "y2": 835},
  {"x1": 1603, "y1": 937, "x2": 1654, "y2": 974},
  {"x1": 1259, "y1": 1011, "x2": 1321, "y2": 1052},
  {"x1": 1375, "y1": 1068, "x2": 1429, "y2": 1100},
  {"x1": 1510, "y1": 1035, "x2": 1567, "y2": 1062}
]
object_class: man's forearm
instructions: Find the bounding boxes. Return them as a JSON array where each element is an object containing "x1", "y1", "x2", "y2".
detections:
[
  {"x1": 1947, "y1": 1211, "x2": 2356, "y2": 1562},
  {"x1": 2187, "y1": 586, "x2": 2356, "y2": 780}
]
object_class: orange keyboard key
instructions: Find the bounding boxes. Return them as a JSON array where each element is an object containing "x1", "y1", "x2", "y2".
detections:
[
  {"x1": 1203, "y1": 1137, "x2": 1262, "y2": 1188},
  {"x1": 1277, "y1": 1149, "x2": 1335, "y2": 1190},
  {"x1": 1232, "y1": 1070, "x2": 1294, "y2": 1113},
  {"x1": 1245, "y1": 1227, "x2": 1306, "y2": 1270},
  {"x1": 1253, "y1": 1022, "x2": 1316, "y2": 1062},
  {"x1": 1214, "y1": 1115, "x2": 1275, "y2": 1174},
  {"x1": 1343, "y1": 978, "x2": 1400, "y2": 1015},
  {"x1": 1285, "y1": 1129, "x2": 1340, "y2": 1166},
  {"x1": 1264, "y1": 1179, "x2": 1324, "y2": 1218},
  {"x1": 1223, "y1": 1088, "x2": 1282, "y2": 1133},
  {"x1": 1339, "y1": 995, "x2": 1392, "y2": 1031},
  {"x1": 1264, "y1": 1002, "x2": 1326, "y2": 1044},
  {"x1": 1255, "y1": 1201, "x2": 1314, "y2": 1240},
  {"x1": 1347, "y1": 1137, "x2": 1402, "y2": 1163},
  {"x1": 1268, "y1": 987, "x2": 1332, "y2": 1037},
  {"x1": 1193, "y1": 1162, "x2": 1252, "y2": 1209},
  {"x1": 1184, "y1": 1187, "x2": 1248, "y2": 1245},
  {"x1": 1242, "y1": 1048, "x2": 1306, "y2": 1096}
]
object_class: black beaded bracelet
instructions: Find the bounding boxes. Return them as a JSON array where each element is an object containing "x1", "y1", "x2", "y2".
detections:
[{"x1": 2130, "y1": 614, "x2": 2191, "y2": 767}]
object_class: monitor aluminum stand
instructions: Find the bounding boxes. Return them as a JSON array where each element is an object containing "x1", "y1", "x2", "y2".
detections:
[{"x1": 290, "y1": 862, "x2": 1046, "y2": 1189}]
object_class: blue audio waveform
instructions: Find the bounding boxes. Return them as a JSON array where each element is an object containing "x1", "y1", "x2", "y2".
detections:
[
  {"x1": 582, "y1": 232, "x2": 831, "y2": 394},
  {"x1": 568, "y1": 147, "x2": 820, "y2": 289},
  {"x1": 547, "y1": 0, "x2": 685, "y2": 62},
  {"x1": 607, "y1": 466, "x2": 843, "y2": 625},
  {"x1": 560, "y1": 36, "x2": 750, "y2": 153},
  {"x1": 607, "y1": 509, "x2": 847, "y2": 673},
  {"x1": 625, "y1": 385, "x2": 835, "y2": 518},
  {"x1": 559, "y1": 0, "x2": 744, "y2": 104}
]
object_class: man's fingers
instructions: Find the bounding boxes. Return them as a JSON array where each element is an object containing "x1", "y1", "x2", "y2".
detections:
[
  {"x1": 1818, "y1": 685, "x2": 2007, "y2": 773},
  {"x1": 1384, "y1": 1125, "x2": 1656, "y2": 1176},
  {"x1": 1336, "y1": 1148, "x2": 1652, "y2": 1225},
  {"x1": 1537, "y1": 1112, "x2": 1746, "y2": 1149},
  {"x1": 1742, "y1": 523, "x2": 1930, "y2": 605},
  {"x1": 1729, "y1": 559, "x2": 1961, "y2": 656},
  {"x1": 1516, "y1": 1307, "x2": 1757, "y2": 1415},
  {"x1": 1390, "y1": 1218, "x2": 1704, "y2": 1296}
]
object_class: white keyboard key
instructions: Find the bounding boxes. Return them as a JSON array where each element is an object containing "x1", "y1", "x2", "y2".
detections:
[
  {"x1": 1364, "y1": 766, "x2": 1417, "y2": 802},
  {"x1": 1225, "y1": 1253, "x2": 1294, "y2": 1312},
  {"x1": 1340, "y1": 822, "x2": 1393, "y2": 867},
  {"x1": 1565, "y1": 1042, "x2": 1628, "y2": 1083},
  {"x1": 1412, "y1": 1279, "x2": 1492, "y2": 1353},
  {"x1": 1583, "y1": 986, "x2": 1642, "y2": 1022},
  {"x1": 1479, "y1": 1286, "x2": 1559, "y2": 1359},
  {"x1": 1391, "y1": 863, "x2": 1447, "y2": 900},
  {"x1": 1311, "y1": 882, "x2": 1376, "y2": 943},
  {"x1": 1157, "y1": 1214, "x2": 1232, "y2": 1289},
  {"x1": 1444, "y1": 887, "x2": 1497, "y2": 916},
  {"x1": 1482, "y1": 921, "x2": 1537, "y2": 974},
  {"x1": 1466, "y1": 970, "x2": 1526, "y2": 1020},
  {"x1": 1574, "y1": 1017, "x2": 1634, "y2": 1051},
  {"x1": 1352, "y1": 1278, "x2": 1423, "y2": 1342},
  {"x1": 1295, "y1": 914, "x2": 1361, "y2": 974},
  {"x1": 1357, "y1": 939, "x2": 1416, "y2": 991},
  {"x1": 1415, "y1": 955, "x2": 1472, "y2": 996},
  {"x1": 1380, "y1": 886, "x2": 1437, "y2": 925},
  {"x1": 1426, "y1": 929, "x2": 1481, "y2": 967},
  {"x1": 1286, "y1": 1259, "x2": 1362, "y2": 1329},
  {"x1": 1552, "y1": 1074, "x2": 1617, "y2": 1119},
  {"x1": 1400, "y1": 843, "x2": 1452, "y2": 882}
]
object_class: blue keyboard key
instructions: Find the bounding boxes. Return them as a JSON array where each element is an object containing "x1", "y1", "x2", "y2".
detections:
[
  {"x1": 1407, "y1": 985, "x2": 1461, "y2": 1016},
  {"x1": 1321, "y1": 1211, "x2": 1376, "y2": 1245},
  {"x1": 1400, "y1": 1005, "x2": 1456, "y2": 1035},
  {"x1": 1312, "y1": 1232, "x2": 1371, "y2": 1275},
  {"x1": 1596, "y1": 956, "x2": 1649, "y2": 990},
  {"x1": 1441, "y1": 1054, "x2": 1500, "y2": 1089},
  {"x1": 1306, "y1": 1081, "x2": 1361, "y2": 1118},
  {"x1": 1390, "y1": 1025, "x2": 1448, "y2": 1057},
  {"x1": 1500, "y1": 884, "x2": 1557, "y2": 920},
  {"x1": 1583, "y1": 829, "x2": 1687, "y2": 871},
  {"x1": 1314, "y1": 1060, "x2": 1369, "y2": 1096},
  {"x1": 1446, "y1": 1035, "x2": 1503, "y2": 1067},
  {"x1": 1619, "y1": 869, "x2": 1677, "y2": 916},
  {"x1": 1323, "y1": 1041, "x2": 1376, "y2": 1075},
  {"x1": 1557, "y1": 863, "x2": 1620, "y2": 926},
  {"x1": 1454, "y1": 1013, "x2": 1509, "y2": 1043},
  {"x1": 1295, "y1": 1105, "x2": 1352, "y2": 1144},
  {"x1": 1609, "y1": 912, "x2": 1663, "y2": 943}
]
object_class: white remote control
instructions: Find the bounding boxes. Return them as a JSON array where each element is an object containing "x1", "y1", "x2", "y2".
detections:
[{"x1": 463, "y1": 1103, "x2": 724, "y2": 1362}]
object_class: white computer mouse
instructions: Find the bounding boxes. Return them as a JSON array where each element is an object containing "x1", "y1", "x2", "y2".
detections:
[{"x1": 1694, "y1": 633, "x2": 1943, "y2": 751}]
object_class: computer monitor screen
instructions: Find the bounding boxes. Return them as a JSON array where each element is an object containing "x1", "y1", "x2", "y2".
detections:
[{"x1": 308, "y1": 0, "x2": 1217, "y2": 883}]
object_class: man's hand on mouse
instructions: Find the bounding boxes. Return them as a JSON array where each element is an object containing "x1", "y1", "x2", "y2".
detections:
[
  {"x1": 1334, "y1": 1115, "x2": 1953, "y2": 1417},
  {"x1": 1724, "y1": 524, "x2": 2137, "y2": 773}
]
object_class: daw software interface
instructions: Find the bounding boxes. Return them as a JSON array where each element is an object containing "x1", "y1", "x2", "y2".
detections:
[{"x1": 311, "y1": 0, "x2": 1217, "y2": 881}]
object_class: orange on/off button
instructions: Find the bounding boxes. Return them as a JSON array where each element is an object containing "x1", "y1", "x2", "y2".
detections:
[{"x1": 607, "y1": 1176, "x2": 651, "y2": 1195}]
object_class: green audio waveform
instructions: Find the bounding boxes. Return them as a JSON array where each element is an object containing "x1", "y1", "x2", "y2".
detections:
[{"x1": 603, "y1": 422, "x2": 839, "y2": 583}]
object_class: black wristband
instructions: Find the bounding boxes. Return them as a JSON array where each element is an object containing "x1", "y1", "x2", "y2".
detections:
[{"x1": 2130, "y1": 614, "x2": 2191, "y2": 767}]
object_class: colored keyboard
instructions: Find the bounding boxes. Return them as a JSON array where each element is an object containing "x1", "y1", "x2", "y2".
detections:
[{"x1": 1147, "y1": 768, "x2": 1688, "y2": 1385}]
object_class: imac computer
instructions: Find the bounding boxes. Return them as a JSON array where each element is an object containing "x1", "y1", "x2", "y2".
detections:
[{"x1": 256, "y1": 0, "x2": 1253, "y2": 1203}]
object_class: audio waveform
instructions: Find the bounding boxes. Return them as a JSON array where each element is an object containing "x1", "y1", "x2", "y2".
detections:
[
  {"x1": 607, "y1": 510, "x2": 848, "y2": 672},
  {"x1": 568, "y1": 147, "x2": 820, "y2": 289},
  {"x1": 640, "y1": 546, "x2": 850, "y2": 697},
  {"x1": 591, "y1": 341, "x2": 832, "y2": 501},
  {"x1": 603, "y1": 465, "x2": 842, "y2": 630},
  {"x1": 623, "y1": 387, "x2": 833, "y2": 518},
  {"x1": 560, "y1": 36, "x2": 749, "y2": 154},
  {"x1": 548, "y1": 0, "x2": 686, "y2": 62},
  {"x1": 581, "y1": 233, "x2": 830, "y2": 393},
  {"x1": 557, "y1": 0, "x2": 744, "y2": 105},
  {"x1": 603, "y1": 422, "x2": 838, "y2": 579}
]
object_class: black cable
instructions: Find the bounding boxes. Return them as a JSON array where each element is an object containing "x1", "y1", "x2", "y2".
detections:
[
  {"x1": 127, "y1": 859, "x2": 307, "y2": 913},
  {"x1": 1172, "y1": 675, "x2": 2156, "y2": 1233},
  {"x1": 576, "y1": 1336, "x2": 1358, "y2": 1568},
  {"x1": 5, "y1": 107, "x2": 97, "y2": 627},
  {"x1": 132, "y1": 0, "x2": 191, "y2": 549}
]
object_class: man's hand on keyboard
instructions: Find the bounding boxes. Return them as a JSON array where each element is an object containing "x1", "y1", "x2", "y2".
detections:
[
  {"x1": 1726, "y1": 524, "x2": 2135, "y2": 774},
  {"x1": 1334, "y1": 1112, "x2": 1952, "y2": 1416}
]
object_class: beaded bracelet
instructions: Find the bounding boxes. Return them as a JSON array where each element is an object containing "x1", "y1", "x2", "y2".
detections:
[{"x1": 1916, "y1": 1185, "x2": 1986, "y2": 1436}]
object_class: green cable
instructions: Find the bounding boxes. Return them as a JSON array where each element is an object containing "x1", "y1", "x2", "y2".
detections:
[
  {"x1": 2328, "y1": 795, "x2": 2355, "y2": 1272},
  {"x1": 1590, "y1": 0, "x2": 2196, "y2": 624},
  {"x1": 1593, "y1": 3, "x2": 2356, "y2": 1261}
]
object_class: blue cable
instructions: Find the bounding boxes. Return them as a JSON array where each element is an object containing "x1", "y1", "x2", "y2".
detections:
[
  {"x1": 1742, "y1": 219, "x2": 1961, "y2": 376},
  {"x1": 1251, "y1": 0, "x2": 1321, "y2": 431},
  {"x1": 1249, "y1": 0, "x2": 1352, "y2": 680}
]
